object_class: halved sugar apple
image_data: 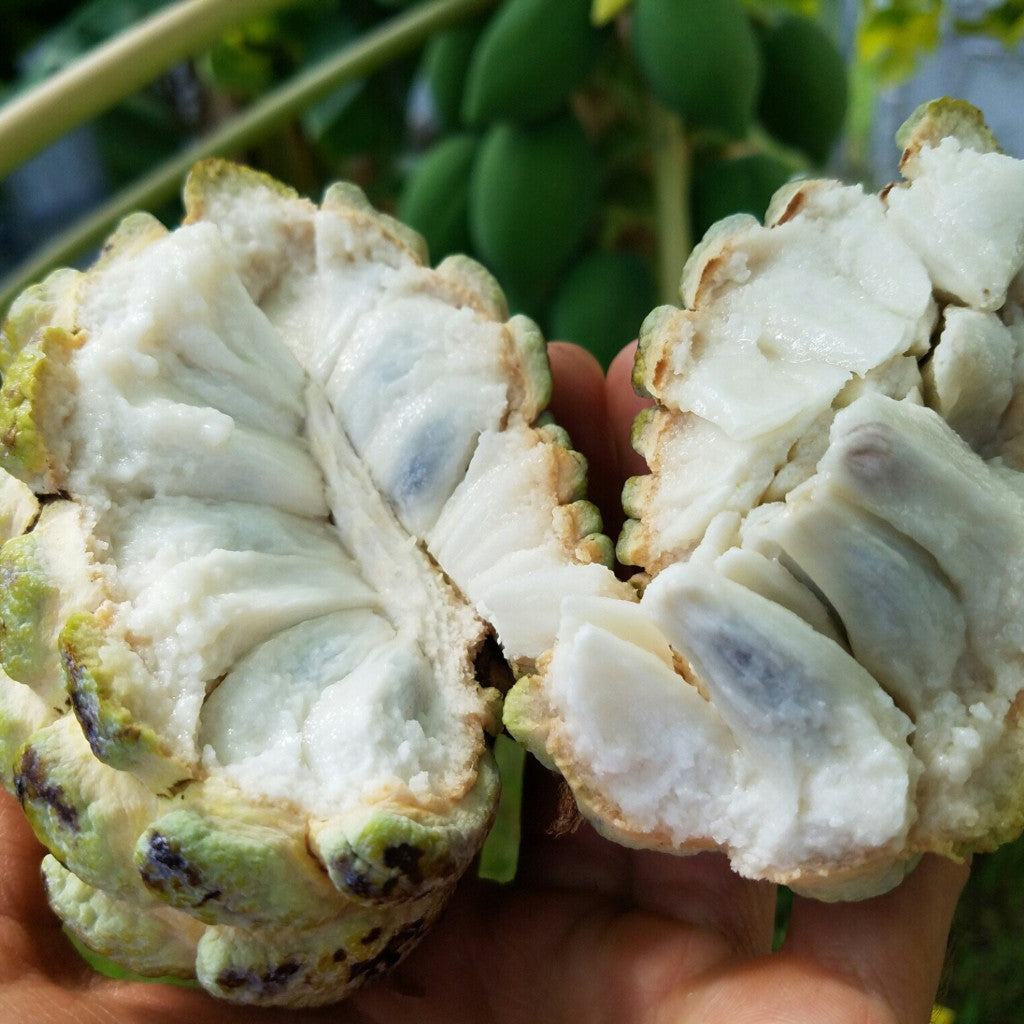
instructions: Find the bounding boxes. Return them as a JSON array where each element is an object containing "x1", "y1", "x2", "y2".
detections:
[
  {"x1": 506, "y1": 98, "x2": 1024, "y2": 900},
  {"x1": 0, "y1": 161, "x2": 628, "y2": 1006}
]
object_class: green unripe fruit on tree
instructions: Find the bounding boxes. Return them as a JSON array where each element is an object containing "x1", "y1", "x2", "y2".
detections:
[
  {"x1": 549, "y1": 251, "x2": 656, "y2": 369},
  {"x1": 419, "y1": 22, "x2": 481, "y2": 131},
  {"x1": 632, "y1": 0, "x2": 761, "y2": 138},
  {"x1": 469, "y1": 116, "x2": 598, "y2": 313},
  {"x1": 462, "y1": 0, "x2": 605, "y2": 126},
  {"x1": 757, "y1": 16, "x2": 849, "y2": 166},
  {"x1": 691, "y1": 151, "x2": 794, "y2": 239},
  {"x1": 399, "y1": 134, "x2": 478, "y2": 263}
]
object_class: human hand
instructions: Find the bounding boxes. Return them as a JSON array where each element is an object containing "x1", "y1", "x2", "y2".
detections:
[{"x1": 0, "y1": 342, "x2": 967, "y2": 1023}]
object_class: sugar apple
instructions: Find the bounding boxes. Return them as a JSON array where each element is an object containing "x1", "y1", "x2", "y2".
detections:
[
  {"x1": 0, "y1": 161, "x2": 628, "y2": 1005},
  {"x1": 506, "y1": 99, "x2": 1024, "y2": 901}
]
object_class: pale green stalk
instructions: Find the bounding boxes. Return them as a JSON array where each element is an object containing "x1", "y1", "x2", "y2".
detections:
[
  {"x1": 0, "y1": 0, "x2": 495, "y2": 315},
  {"x1": 649, "y1": 101, "x2": 692, "y2": 306},
  {"x1": 0, "y1": 0, "x2": 304, "y2": 179}
]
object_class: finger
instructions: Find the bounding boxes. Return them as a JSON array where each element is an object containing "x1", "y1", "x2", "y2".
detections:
[
  {"x1": 781, "y1": 854, "x2": 969, "y2": 1024},
  {"x1": 358, "y1": 879, "x2": 755, "y2": 1024},
  {"x1": 638, "y1": 857, "x2": 966, "y2": 1024},
  {"x1": 0, "y1": 784, "x2": 52, "y2": 926},
  {"x1": 0, "y1": 785, "x2": 97, "y2": 995},
  {"x1": 605, "y1": 341, "x2": 652, "y2": 485},
  {"x1": 626, "y1": 849, "x2": 777, "y2": 960},
  {"x1": 546, "y1": 341, "x2": 620, "y2": 529},
  {"x1": 519, "y1": 793, "x2": 776, "y2": 961}
]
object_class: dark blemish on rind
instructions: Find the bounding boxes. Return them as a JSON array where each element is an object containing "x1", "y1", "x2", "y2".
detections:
[
  {"x1": 383, "y1": 843, "x2": 425, "y2": 885},
  {"x1": 339, "y1": 857, "x2": 400, "y2": 902},
  {"x1": 348, "y1": 919, "x2": 429, "y2": 985},
  {"x1": 333, "y1": 947, "x2": 348, "y2": 963},
  {"x1": 342, "y1": 860, "x2": 392, "y2": 900},
  {"x1": 67, "y1": 684, "x2": 105, "y2": 754},
  {"x1": 361, "y1": 927, "x2": 383, "y2": 946},
  {"x1": 63, "y1": 649, "x2": 143, "y2": 762},
  {"x1": 14, "y1": 747, "x2": 79, "y2": 832},
  {"x1": 137, "y1": 831, "x2": 220, "y2": 909},
  {"x1": 216, "y1": 960, "x2": 301, "y2": 996},
  {"x1": 141, "y1": 832, "x2": 202, "y2": 885}
]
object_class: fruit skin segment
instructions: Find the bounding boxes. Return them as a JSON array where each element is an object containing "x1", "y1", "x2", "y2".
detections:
[
  {"x1": 506, "y1": 99, "x2": 1024, "y2": 900},
  {"x1": 0, "y1": 159, "x2": 626, "y2": 1005}
]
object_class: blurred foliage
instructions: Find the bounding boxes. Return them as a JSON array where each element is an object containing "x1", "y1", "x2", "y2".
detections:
[
  {"x1": 955, "y1": 0, "x2": 1024, "y2": 47},
  {"x1": 942, "y1": 835, "x2": 1024, "y2": 1024},
  {"x1": 857, "y1": 0, "x2": 942, "y2": 83}
]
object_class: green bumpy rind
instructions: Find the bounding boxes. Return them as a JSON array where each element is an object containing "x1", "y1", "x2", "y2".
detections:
[
  {"x1": 42, "y1": 854, "x2": 205, "y2": 979},
  {"x1": 59, "y1": 612, "x2": 189, "y2": 794},
  {"x1": 0, "y1": 531, "x2": 61, "y2": 686},
  {"x1": 311, "y1": 751, "x2": 499, "y2": 906},
  {"x1": 195, "y1": 895, "x2": 445, "y2": 1008},
  {"x1": 15, "y1": 714, "x2": 159, "y2": 896},
  {"x1": 134, "y1": 803, "x2": 349, "y2": 929},
  {"x1": 896, "y1": 96, "x2": 1001, "y2": 164}
]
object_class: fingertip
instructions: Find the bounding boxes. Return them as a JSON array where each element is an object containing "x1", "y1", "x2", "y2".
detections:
[
  {"x1": 607, "y1": 340, "x2": 639, "y2": 393},
  {"x1": 546, "y1": 340, "x2": 604, "y2": 398},
  {"x1": 605, "y1": 341, "x2": 652, "y2": 483},
  {"x1": 0, "y1": 783, "x2": 52, "y2": 924}
]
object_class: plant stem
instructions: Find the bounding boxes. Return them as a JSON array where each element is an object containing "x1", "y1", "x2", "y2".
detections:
[
  {"x1": 649, "y1": 101, "x2": 692, "y2": 306},
  {"x1": 0, "y1": 0, "x2": 496, "y2": 315},
  {"x1": 0, "y1": 0, "x2": 303, "y2": 180}
]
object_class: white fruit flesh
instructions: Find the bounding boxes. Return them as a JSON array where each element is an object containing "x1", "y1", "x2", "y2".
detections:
[
  {"x1": 509, "y1": 100, "x2": 1024, "y2": 898},
  {"x1": 0, "y1": 161, "x2": 624, "y2": 1003}
]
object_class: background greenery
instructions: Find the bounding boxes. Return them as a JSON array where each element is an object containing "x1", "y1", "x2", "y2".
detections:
[{"x1": 2, "y1": 1, "x2": 1024, "y2": 1020}]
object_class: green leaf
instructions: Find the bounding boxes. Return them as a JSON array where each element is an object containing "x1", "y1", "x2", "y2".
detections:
[
  {"x1": 857, "y1": 0, "x2": 942, "y2": 84},
  {"x1": 955, "y1": 0, "x2": 1024, "y2": 47},
  {"x1": 476, "y1": 735, "x2": 525, "y2": 884},
  {"x1": 743, "y1": 0, "x2": 822, "y2": 19}
]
